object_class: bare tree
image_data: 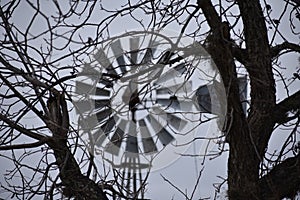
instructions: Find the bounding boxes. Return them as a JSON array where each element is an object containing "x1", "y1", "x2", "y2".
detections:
[{"x1": 0, "y1": 0, "x2": 300, "y2": 200}]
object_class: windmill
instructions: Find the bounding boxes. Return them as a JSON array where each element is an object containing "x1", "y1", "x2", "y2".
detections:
[{"x1": 73, "y1": 30, "x2": 246, "y2": 199}]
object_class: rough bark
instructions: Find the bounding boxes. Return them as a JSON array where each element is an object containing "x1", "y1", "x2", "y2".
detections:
[
  {"x1": 199, "y1": 0, "x2": 261, "y2": 198},
  {"x1": 198, "y1": 0, "x2": 299, "y2": 199},
  {"x1": 272, "y1": 91, "x2": 300, "y2": 124},
  {"x1": 199, "y1": 0, "x2": 300, "y2": 199},
  {"x1": 233, "y1": 1, "x2": 276, "y2": 199},
  {"x1": 236, "y1": 0, "x2": 276, "y2": 155},
  {"x1": 259, "y1": 154, "x2": 300, "y2": 199},
  {"x1": 46, "y1": 92, "x2": 108, "y2": 200}
]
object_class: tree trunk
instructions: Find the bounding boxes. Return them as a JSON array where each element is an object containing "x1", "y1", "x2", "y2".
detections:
[
  {"x1": 199, "y1": 0, "x2": 276, "y2": 199},
  {"x1": 46, "y1": 91, "x2": 108, "y2": 200}
]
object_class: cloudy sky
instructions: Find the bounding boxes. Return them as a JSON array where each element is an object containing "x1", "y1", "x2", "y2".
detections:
[{"x1": 0, "y1": 1, "x2": 299, "y2": 199}]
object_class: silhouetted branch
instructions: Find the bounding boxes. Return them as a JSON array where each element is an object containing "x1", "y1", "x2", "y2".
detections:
[
  {"x1": 0, "y1": 113, "x2": 46, "y2": 141},
  {"x1": 259, "y1": 154, "x2": 300, "y2": 199},
  {"x1": 0, "y1": 139, "x2": 47, "y2": 150},
  {"x1": 273, "y1": 90, "x2": 300, "y2": 124},
  {"x1": 271, "y1": 42, "x2": 300, "y2": 58}
]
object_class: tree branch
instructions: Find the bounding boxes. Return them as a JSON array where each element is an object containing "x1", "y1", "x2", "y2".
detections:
[
  {"x1": 271, "y1": 42, "x2": 300, "y2": 58},
  {"x1": 0, "y1": 139, "x2": 47, "y2": 150},
  {"x1": 0, "y1": 72, "x2": 46, "y2": 122},
  {"x1": 0, "y1": 113, "x2": 47, "y2": 141},
  {"x1": 197, "y1": 0, "x2": 222, "y2": 31},
  {"x1": 0, "y1": 55, "x2": 49, "y2": 88},
  {"x1": 232, "y1": 46, "x2": 249, "y2": 66},
  {"x1": 45, "y1": 90, "x2": 108, "y2": 200},
  {"x1": 290, "y1": 0, "x2": 300, "y2": 6},
  {"x1": 273, "y1": 90, "x2": 300, "y2": 124},
  {"x1": 259, "y1": 154, "x2": 300, "y2": 199}
]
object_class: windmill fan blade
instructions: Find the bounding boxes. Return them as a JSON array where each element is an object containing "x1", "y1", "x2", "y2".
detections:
[
  {"x1": 138, "y1": 119, "x2": 157, "y2": 153},
  {"x1": 101, "y1": 116, "x2": 116, "y2": 134},
  {"x1": 79, "y1": 109, "x2": 112, "y2": 130},
  {"x1": 79, "y1": 114, "x2": 97, "y2": 130},
  {"x1": 105, "y1": 126, "x2": 125, "y2": 155},
  {"x1": 146, "y1": 115, "x2": 162, "y2": 136},
  {"x1": 196, "y1": 80, "x2": 230, "y2": 115},
  {"x1": 147, "y1": 115, "x2": 174, "y2": 146},
  {"x1": 157, "y1": 96, "x2": 195, "y2": 112},
  {"x1": 94, "y1": 48, "x2": 111, "y2": 67},
  {"x1": 130, "y1": 37, "x2": 140, "y2": 64},
  {"x1": 126, "y1": 135, "x2": 139, "y2": 153},
  {"x1": 166, "y1": 113, "x2": 188, "y2": 131},
  {"x1": 156, "y1": 81, "x2": 192, "y2": 95},
  {"x1": 116, "y1": 55, "x2": 127, "y2": 74},
  {"x1": 73, "y1": 100, "x2": 92, "y2": 114},
  {"x1": 75, "y1": 82, "x2": 111, "y2": 98},
  {"x1": 156, "y1": 96, "x2": 180, "y2": 110},
  {"x1": 141, "y1": 48, "x2": 152, "y2": 64},
  {"x1": 195, "y1": 85, "x2": 212, "y2": 113},
  {"x1": 238, "y1": 76, "x2": 247, "y2": 113},
  {"x1": 126, "y1": 123, "x2": 138, "y2": 153},
  {"x1": 111, "y1": 39, "x2": 127, "y2": 74},
  {"x1": 141, "y1": 41, "x2": 159, "y2": 64},
  {"x1": 78, "y1": 63, "x2": 100, "y2": 81},
  {"x1": 112, "y1": 128, "x2": 125, "y2": 147},
  {"x1": 93, "y1": 129, "x2": 107, "y2": 149},
  {"x1": 151, "y1": 106, "x2": 188, "y2": 131},
  {"x1": 96, "y1": 108, "x2": 112, "y2": 123},
  {"x1": 154, "y1": 63, "x2": 186, "y2": 85},
  {"x1": 94, "y1": 48, "x2": 118, "y2": 75},
  {"x1": 98, "y1": 77, "x2": 113, "y2": 88},
  {"x1": 167, "y1": 113, "x2": 187, "y2": 131},
  {"x1": 94, "y1": 99, "x2": 110, "y2": 109},
  {"x1": 157, "y1": 128, "x2": 175, "y2": 146},
  {"x1": 94, "y1": 117, "x2": 116, "y2": 147},
  {"x1": 75, "y1": 81, "x2": 95, "y2": 95},
  {"x1": 174, "y1": 62, "x2": 187, "y2": 74},
  {"x1": 82, "y1": 63, "x2": 99, "y2": 74},
  {"x1": 157, "y1": 50, "x2": 173, "y2": 64},
  {"x1": 95, "y1": 87, "x2": 110, "y2": 97}
]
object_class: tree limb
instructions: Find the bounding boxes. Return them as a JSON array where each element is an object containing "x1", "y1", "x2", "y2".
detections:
[
  {"x1": 0, "y1": 55, "x2": 48, "y2": 88},
  {"x1": 0, "y1": 72, "x2": 46, "y2": 122},
  {"x1": 271, "y1": 42, "x2": 300, "y2": 58},
  {"x1": 45, "y1": 91, "x2": 108, "y2": 200},
  {"x1": 199, "y1": 1, "x2": 260, "y2": 199},
  {"x1": 0, "y1": 139, "x2": 47, "y2": 150},
  {"x1": 197, "y1": 0, "x2": 222, "y2": 31},
  {"x1": 273, "y1": 90, "x2": 300, "y2": 124},
  {"x1": 232, "y1": 46, "x2": 249, "y2": 66},
  {"x1": 290, "y1": 0, "x2": 300, "y2": 6},
  {"x1": 0, "y1": 113, "x2": 47, "y2": 141},
  {"x1": 259, "y1": 154, "x2": 300, "y2": 199},
  {"x1": 236, "y1": 0, "x2": 276, "y2": 157}
]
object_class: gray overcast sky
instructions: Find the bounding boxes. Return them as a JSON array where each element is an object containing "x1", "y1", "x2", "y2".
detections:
[{"x1": 0, "y1": 0, "x2": 299, "y2": 199}]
